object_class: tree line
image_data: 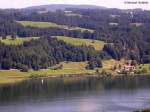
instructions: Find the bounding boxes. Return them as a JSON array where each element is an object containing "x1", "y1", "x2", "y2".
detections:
[{"x1": 0, "y1": 37, "x2": 104, "y2": 70}]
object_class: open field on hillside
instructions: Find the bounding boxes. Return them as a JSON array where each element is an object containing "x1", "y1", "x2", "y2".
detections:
[
  {"x1": 102, "y1": 59, "x2": 126, "y2": 69},
  {"x1": 0, "y1": 61, "x2": 94, "y2": 85},
  {"x1": 64, "y1": 11, "x2": 82, "y2": 17},
  {"x1": 16, "y1": 21, "x2": 61, "y2": 28},
  {"x1": 0, "y1": 69, "x2": 95, "y2": 85},
  {"x1": 0, "y1": 69, "x2": 91, "y2": 85},
  {"x1": 29, "y1": 69, "x2": 94, "y2": 76},
  {"x1": 0, "y1": 70, "x2": 29, "y2": 85},
  {"x1": 0, "y1": 36, "x2": 40, "y2": 45},
  {"x1": 0, "y1": 60, "x2": 149, "y2": 85},
  {"x1": 56, "y1": 36, "x2": 105, "y2": 51},
  {"x1": 65, "y1": 13, "x2": 82, "y2": 17},
  {"x1": 16, "y1": 21, "x2": 94, "y2": 32},
  {"x1": 30, "y1": 61, "x2": 94, "y2": 76},
  {"x1": 138, "y1": 64, "x2": 150, "y2": 73},
  {"x1": 50, "y1": 61, "x2": 88, "y2": 70}
]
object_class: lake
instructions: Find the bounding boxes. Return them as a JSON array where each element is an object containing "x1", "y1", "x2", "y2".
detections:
[{"x1": 0, "y1": 75, "x2": 150, "y2": 112}]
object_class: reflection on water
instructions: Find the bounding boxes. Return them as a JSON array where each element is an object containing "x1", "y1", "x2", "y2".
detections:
[{"x1": 0, "y1": 75, "x2": 150, "y2": 112}]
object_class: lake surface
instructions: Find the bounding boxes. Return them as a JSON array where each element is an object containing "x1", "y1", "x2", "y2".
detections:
[{"x1": 0, "y1": 75, "x2": 150, "y2": 112}]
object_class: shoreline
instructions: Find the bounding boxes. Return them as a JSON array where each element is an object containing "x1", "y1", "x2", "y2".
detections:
[{"x1": 0, "y1": 70, "x2": 150, "y2": 86}]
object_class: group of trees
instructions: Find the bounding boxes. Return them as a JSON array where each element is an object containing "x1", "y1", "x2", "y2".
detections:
[
  {"x1": 0, "y1": 8, "x2": 150, "y2": 70},
  {"x1": 0, "y1": 37, "x2": 104, "y2": 70},
  {"x1": 86, "y1": 57, "x2": 102, "y2": 69}
]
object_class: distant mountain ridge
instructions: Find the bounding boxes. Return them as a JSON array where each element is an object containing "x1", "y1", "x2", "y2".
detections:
[{"x1": 24, "y1": 4, "x2": 106, "y2": 11}]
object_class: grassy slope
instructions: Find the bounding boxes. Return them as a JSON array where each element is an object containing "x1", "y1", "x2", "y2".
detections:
[
  {"x1": 56, "y1": 36, "x2": 105, "y2": 51},
  {"x1": 51, "y1": 61, "x2": 88, "y2": 70},
  {"x1": 0, "y1": 62, "x2": 94, "y2": 85},
  {"x1": 29, "y1": 69, "x2": 94, "y2": 76},
  {"x1": 61, "y1": 61, "x2": 88, "y2": 69},
  {"x1": 0, "y1": 69, "x2": 94, "y2": 85},
  {"x1": 16, "y1": 21, "x2": 64, "y2": 28},
  {"x1": 100, "y1": 59, "x2": 125, "y2": 74},
  {"x1": 0, "y1": 61, "x2": 150, "y2": 85},
  {"x1": 138, "y1": 64, "x2": 150, "y2": 73},
  {"x1": 65, "y1": 13, "x2": 82, "y2": 17},
  {"x1": 0, "y1": 36, "x2": 39, "y2": 45},
  {"x1": 16, "y1": 21, "x2": 94, "y2": 32},
  {"x1": 0, "y1": 70, "x2": 29, "y2": 85},
  {"x1": 102, "y1": 59, "x2": 125, "y2": 69},
  {"x1": 64, "y1": 11, "x2": 82, "y2": 17},
  {"x1": 30, "y1": 61, "x2": 94, "y2": 76}
]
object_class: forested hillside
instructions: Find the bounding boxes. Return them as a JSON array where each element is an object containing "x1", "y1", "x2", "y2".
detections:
[{"x1": 0, "y1": 6, "x2": 150, "y2": 70}]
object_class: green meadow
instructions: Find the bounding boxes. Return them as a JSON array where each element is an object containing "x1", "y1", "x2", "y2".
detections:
[
  {"x1": 0, "y1": 69, "x2": 94, "y2": 85},
  {"x1": 64, "y1": 11, "x2": 82, "y2": 17},
  {"x1": 16, "y1": 21, "x2": 63, "y2": 28},
  {"x1": 137, "y1": 64, "x2": 150, "y2": 73},
  {"x1": 0, "y1": 61, "x2": 95, "y2": 85},
  {"x1": 29, "y1": 69, "x2": 94, "y2": 76},
  {"x1": 0, "y1": 62, "x2": 150, "y2": 85},
  {"x1": 65, "y1": 13, "x2": 82, "y2": 17},
  {"x1": 0, "y1": 70, "x2": 29, "y2": 85},
  {"x1": 16, "y1": 21, "x2": 94, "y2": 32},
  {"x1": 56, "y1": 36, "x2": 105, "y2": 51},
  {"x1": 0, "y1": 36, "x2": 40, "y2": 45}
]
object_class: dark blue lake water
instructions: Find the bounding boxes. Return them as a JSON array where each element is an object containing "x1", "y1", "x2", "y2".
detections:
[{"x1": 0, "y1": 76, "x2": 150, "y2": 112}]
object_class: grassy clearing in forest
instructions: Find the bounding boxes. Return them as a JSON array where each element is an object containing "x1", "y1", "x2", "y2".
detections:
[
  {"x1": 0, "y1": 36, "x2": 39, "y2": 45},
  {"x1": 51, "y1": 61, "x2": 88, "y2": 70},
  {"x1": 64, "y1": 11, "x2": 82, "y2": 17},
  {"x1": 137, "y1": 64, "x2": 150, "y2": 73},
  {"x1": 102, "y1": 59, "x2": 125, "y2": 69},
  {"x1": 16, "y1": 21, "x2": 94, "y2": 32},
  {"x1": 56, "y1": 36, "x2": 105, "y2": 51}
]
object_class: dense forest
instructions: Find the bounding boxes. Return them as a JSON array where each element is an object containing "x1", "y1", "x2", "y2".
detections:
[
  {"x1": 0, "y1": 37, "x2": 104, "y2": 70},
  {"x1": 0, "y1": 6, "x2": 150, "y2": 70}
]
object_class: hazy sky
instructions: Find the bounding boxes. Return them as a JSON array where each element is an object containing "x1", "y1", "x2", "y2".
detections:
[{"x1": 0, "y1": 0, "x2": 150, "y2": 9}]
